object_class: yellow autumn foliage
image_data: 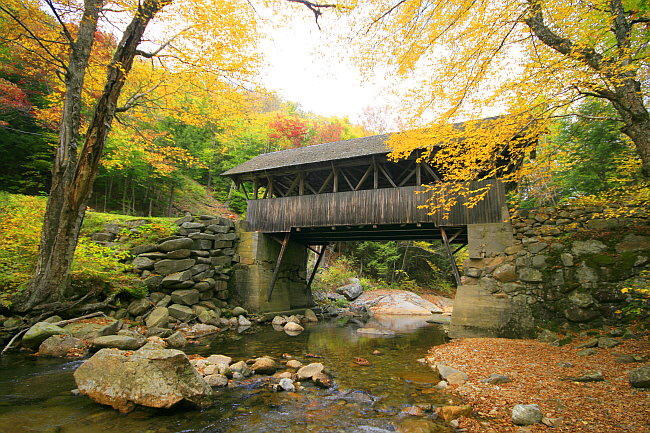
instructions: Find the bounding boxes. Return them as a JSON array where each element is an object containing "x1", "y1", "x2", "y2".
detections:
[{"x1": 348, "y1": 0, "x2": 649, "y2": 216}]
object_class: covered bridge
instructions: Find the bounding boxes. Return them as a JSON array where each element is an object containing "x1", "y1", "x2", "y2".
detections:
[{"x1": 222, "y1": 130, "x2": 517, "y2": 309}]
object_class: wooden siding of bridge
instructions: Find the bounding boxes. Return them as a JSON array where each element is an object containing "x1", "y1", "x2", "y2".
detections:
[{"x1": 246, "y1": 180, "x2": 506, "y2": 232}]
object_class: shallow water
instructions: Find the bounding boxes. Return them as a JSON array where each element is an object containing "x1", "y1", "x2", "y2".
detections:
[{"x1": 0, "y1": 317, "x2": 453, "y2": 433}]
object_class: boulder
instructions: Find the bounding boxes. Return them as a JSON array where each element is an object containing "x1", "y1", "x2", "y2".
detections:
[
  {"x1": 168, "y1": 304, "x2": 194, "y2": 322},
  {"x1": 577, "y1": 348, "x2": 598, "y2": 356},
  {"x1": 230, "y1": 360, "x2": 252, "y2": 377},
  {"x1": 335, "y1": 278, "x2": 363, "y2": 300},
  {"x1": 284, "y1": 322, "x2": 304, "y2": 333},
  {"x1": 629, "y1": 365, "x2": 650, "y2": 388},
  {"x1": 132, "y1": 256, "x2": 155, "y2": 270},
  {"x1": 22, "y1": 322, "x2": 69, "y2": 349},
  {"x1": 297, "y1": 363, "x2": 324, "y2": 380},
  {"x1": 64, "y1": 319, "x2": 121, "y2": 340},
  {"x1": 278, "y1": 378, "x2": 295, "y2": 392},
  {"x1": 198, "y1": 310, "x2": 221, "y2": 326},
  {"x1": 564, "y1": 306, "x2": 599, "y2": 323},
  {"x1": 286, "y1": 360, "x2": 302, "y2": 369},
  {"x1": 206, "y1": 354, "x2": 232, "y2": 365},
  {"x1": 563, "y1": 371, "x2": 604, "y2": 382},
  {"x1": 127, "y1": 298, "x2": 152, "y2": 317},
  {"x1": 597, "y1": 337, "x2": 621, "y2": 348},
  {"x1": 433, "y1": 363, "x2": 468, "y2": 384},
  {"x1": 511, "y1": 404, "x2": 543, "y2": 426},
  {"x1": 204, "y1": 374, "x2": 228, "y2": 387},
  {"x1": 171, "y1": 289, "x2": 200, "y2": 306},
  {"x1": 165, "y1": 331, "x2": 188, "y2": 348},
  {"x1": 251, "y1": 357, "x2": 277, "y2": 374},
  {"x1": 492, "y1": 263, "x2": 517, "y2": 283},
  {"x1": 272, "y1": 316, "x2": 287, "y2": 326},
  {"x1": 304, "y1": 309, "x2": 318, "y2": 322},
  {"x1": 571, "y1": 240, "x2": 607, "y2": 256},
  {"x1": 158, "y1": 238, "x2": 194, "y2": 253},
  {"x1": 73, "y1": 343, "x2": 212, "y2": 413},
  {"x1": 352, "y1": 290, "x2": 442, "y2": 315},
  {"x1": 615, "y1": 234, "x2": 650, "y2": 253},
  {"x1": 38, "y1": 335, "x2": 86, "y2": 357},
  {"x1": 161, "y1": 271, "x2": 192, "y2": 288},
  {"x1": 480, "y1": 373, "x2": 512, "y2": 385},
  {"x1": 92, "y1": 335, "x2": 144, "y2": 350},
  {"x1": 166, "y1": 249, "x2": 192, "y2": 259},
  {"x1": 154, "y1": 259, "x2": 196, "y2": 276},
  {"x1": 231, "y1": 306, "x2": 248, "y2": 316},
  {"x1": 145, "y1": 307, "x2": 169, "y2": 328},
  {"x1": 238, "y1": 315, "x2": 252, "y2": 326}
]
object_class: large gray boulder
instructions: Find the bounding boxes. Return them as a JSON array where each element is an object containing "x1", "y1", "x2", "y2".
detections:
[
  {"x1": 127, "y1": 298, "x2": 152, "y2": 317},
  {"x1": 629, "y1": 365, "x2": 650, "y2": 388},
  {"x1": 297, "y1": 363, "x2": 324, "y2": 380},
  {"x1": 571, "y1": 240, "x2": 607, "y2": 256},
  {"x1": 250, "y1": 357, "x2": 277, "y2": 374},
  {"x1": 73, "y1": 343, "x2": 212, "y2": 413},
  {"x1": 64, "y1": 318, "x2": 121, "y2": 340},
  {"x1": 511, "y1": 404, "x2": 543, "y2": 426},
  {"x1": 336, "y1": 278, "x2": 363, "y2": 300},
  {"x1": 146, "y1": 307, "x2": 170, "y2": 328},
  {"x1": 154, "y1": 259, "x2": 196, "y2": 276},
  {"x1": 22, "y1": 322, "x2": 69, "y2": 349},
  {"x1": 168, "y1": 304, "x2": 194, "y2": 322},
  {"x1": 92, "y1": 335, "x2": 144, "y2": 350},
  {"x1": 158, "y1": 238, "x2": 194, "y2": 252},
  {"x1": 38, "y1": 334, "x2": 86, "y2": 357},
  {"x1": 171, "y1": 289, "x2": 200, "y2": 306}
]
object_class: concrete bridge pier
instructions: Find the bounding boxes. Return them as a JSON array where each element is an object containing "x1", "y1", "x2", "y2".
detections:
[{"x1": 229, "y1": 227, "x2": 312, "y2": 313}]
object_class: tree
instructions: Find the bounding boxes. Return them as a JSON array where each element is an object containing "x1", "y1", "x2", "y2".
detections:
[
  {"x1": 0, "y1": 0, "x2": 260, "y2": 310},
  {"x1": 352, "y1": 0, "x2": 650, "y2": 212}
]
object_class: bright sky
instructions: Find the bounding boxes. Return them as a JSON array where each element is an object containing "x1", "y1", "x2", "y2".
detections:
[{"x1": 257, "y1": 13, "x2": 391, "y2": 125}]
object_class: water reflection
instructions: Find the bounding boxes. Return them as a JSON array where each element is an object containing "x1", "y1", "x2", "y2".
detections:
[{"x1": 0, "y1": 320, "x2": 450, "y2": 433}]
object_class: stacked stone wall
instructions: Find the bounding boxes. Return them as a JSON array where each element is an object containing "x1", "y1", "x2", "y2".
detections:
[
  {"x1": 129, "y1": 215, "x2": 239, "y2": 315},
  {"x1": 462, "y1": 205, "x2": 650, "y2": 330}
]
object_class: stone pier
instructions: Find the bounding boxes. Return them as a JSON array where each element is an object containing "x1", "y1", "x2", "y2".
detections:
[{"x1": 229, "y1": 226, "x2": 312, "y2": 312}]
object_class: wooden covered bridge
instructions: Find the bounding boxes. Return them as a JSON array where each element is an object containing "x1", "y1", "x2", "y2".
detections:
[{"x1": 222, "y1": 130, "x2": 513, "y2": 306}]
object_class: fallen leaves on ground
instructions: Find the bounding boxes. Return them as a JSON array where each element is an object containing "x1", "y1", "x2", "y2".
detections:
[{"x1": 426, "y1": 333, "x2": 649, "y2": 433}]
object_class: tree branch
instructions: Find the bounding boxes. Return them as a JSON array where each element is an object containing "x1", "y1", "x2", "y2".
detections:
[
  {"x1": 524, "y1": 0, "x2": 603, "y2": 71},
  {"x1": 44, "y1": 0, "x2": 74, "y2": 44},
  {"x1": 286, "y1": 0, "x2": 338, "y2": 29}
]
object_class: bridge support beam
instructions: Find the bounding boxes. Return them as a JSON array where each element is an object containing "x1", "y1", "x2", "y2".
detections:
[{"x1": 230, "y1": 226, "x2": 312, "y2": 313}]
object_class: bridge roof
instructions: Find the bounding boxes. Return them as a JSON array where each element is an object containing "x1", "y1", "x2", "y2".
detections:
[{"x1": 221, "y1": 134, "x2": 391, "y2": 177}]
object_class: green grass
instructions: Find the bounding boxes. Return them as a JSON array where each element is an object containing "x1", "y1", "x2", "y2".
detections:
[{"x1": 0, "y1": 192, "x2": 178, "y2": 309}]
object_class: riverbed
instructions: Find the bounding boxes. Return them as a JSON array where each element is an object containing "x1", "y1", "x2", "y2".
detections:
[{"x1": 0, "y1": 317, "x2": 453, "y2": 433}]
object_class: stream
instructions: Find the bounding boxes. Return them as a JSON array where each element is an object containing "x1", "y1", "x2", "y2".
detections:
[{"x1": 0, "y1": 316, "x2": 454, "y2": 433}]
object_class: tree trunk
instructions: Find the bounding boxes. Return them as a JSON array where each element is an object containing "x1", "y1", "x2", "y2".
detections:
[
  {"x1": 18, "y1": 0, "x2": 103, "y2": 310},
  {"x1": 168, "y1": 185, "x2": 175, "y2": 217},
  {"x1": 18, "y1": 0, "x2": 170, "y2": 311}
]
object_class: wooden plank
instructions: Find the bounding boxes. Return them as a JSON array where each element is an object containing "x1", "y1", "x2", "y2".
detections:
[
  {"x1": 340, "y1": 167, "x2": 355, "y2": 191},
  {"x1": 246, "y1": 179, "x2": 505, "y2": 232},
  {"x1": 378, "y1": 163, "x2": 397, "y2": 188},
  {"x1": 317, "y1": 170, "x2": 334, "y2": 194},
  {"x1": 355, "y1": 165, "x2": 373, "y2": 190},
  {"x1": 441, "y1": 227, "x2": 462, "y2": 287},
  {"x1": 306, "y1": 244, "x2": 327, "y2": 291},
  {"x1": 268, "y1": 231, "x2": 291, "y2": 301}
]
